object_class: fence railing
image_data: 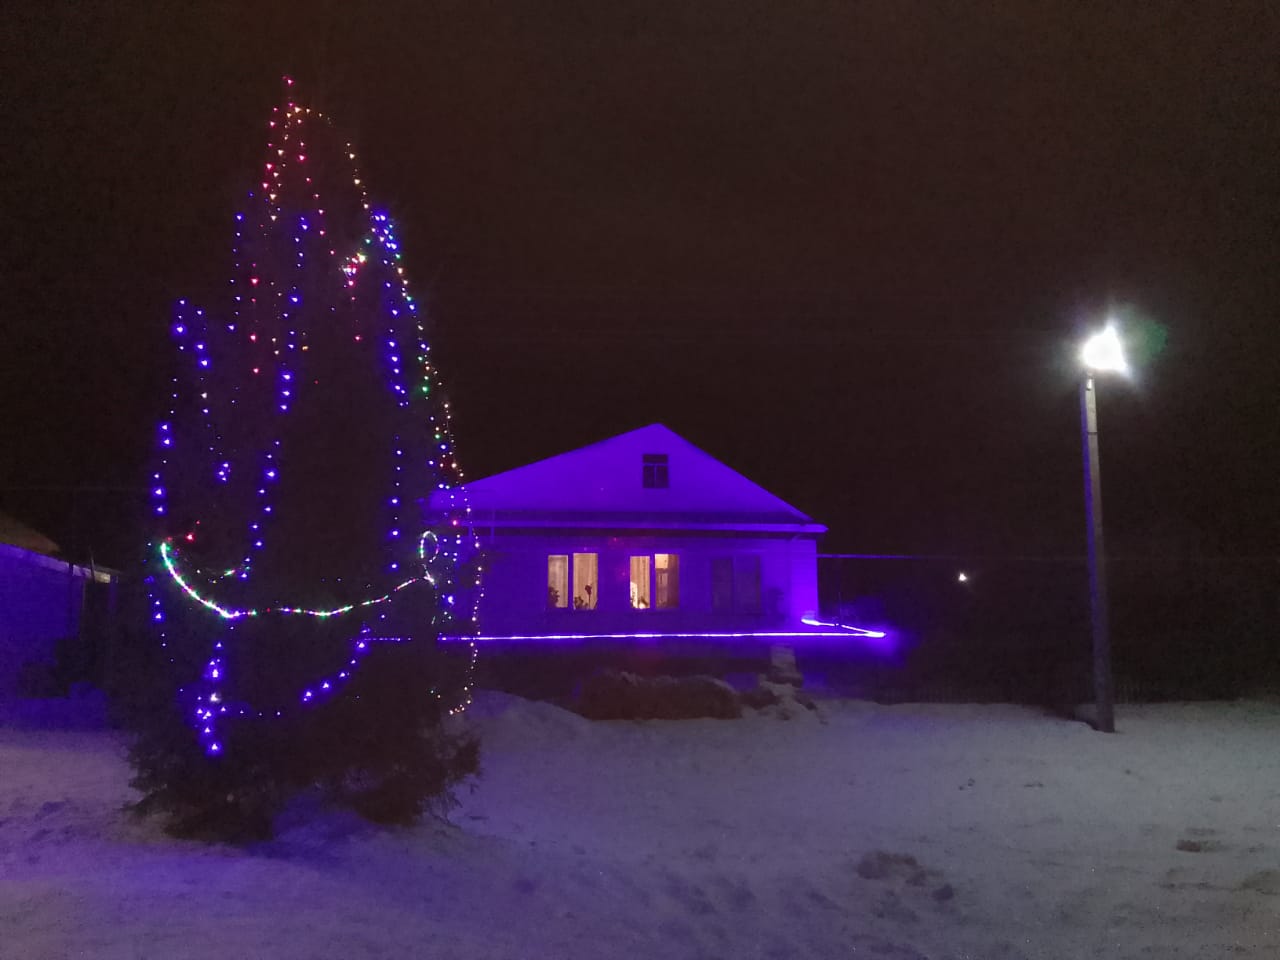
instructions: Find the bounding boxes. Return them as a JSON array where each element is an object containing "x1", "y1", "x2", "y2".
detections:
[{"x1": 816, "y1": 553, "x2": 1280, "y2": 703}]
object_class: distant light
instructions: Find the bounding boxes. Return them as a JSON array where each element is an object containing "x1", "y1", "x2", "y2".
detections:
[
  {"x1": 957, "y1": 572, "x2": 969, "y2": 583},
  {"x1": 1081, "y1": 324, "x2": 1128, "y2": 374}
]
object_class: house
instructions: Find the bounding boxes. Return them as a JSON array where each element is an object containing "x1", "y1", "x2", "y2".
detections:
[
  {"x1": 0, "y1": 512, "x2": 115, "y2": 696},
  {"x1": 430, "y1": 424, "x2": 880, "y2": 650}
]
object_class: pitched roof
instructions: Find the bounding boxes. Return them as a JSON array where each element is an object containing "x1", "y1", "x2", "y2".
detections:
[
  {"x1": 0, "y1": 511, "x2": 60, "y2": 555},
  {"x1": 432, "y1": 424, "x2": 825, "y2": 533}
]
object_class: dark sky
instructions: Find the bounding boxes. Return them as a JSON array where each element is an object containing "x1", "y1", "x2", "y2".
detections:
[{"x1": 3, "y1": 1, "x2": 1277, "y2": 563}]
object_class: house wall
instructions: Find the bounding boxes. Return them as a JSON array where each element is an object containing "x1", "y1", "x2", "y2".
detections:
[
  {"x1": 470, "y1": 531, "x2": 819, "y2": 636},
  {"x1": 0, "y1": 547, "x2": 89, "y2": 696}
]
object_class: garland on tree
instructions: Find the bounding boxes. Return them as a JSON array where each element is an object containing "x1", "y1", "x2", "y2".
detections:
[{"x1": 126, "y1": 78, "x2": 482, "y2": 838}]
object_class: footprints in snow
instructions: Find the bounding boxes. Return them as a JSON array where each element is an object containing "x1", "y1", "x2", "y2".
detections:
[
  {"x1": 1176, "y1": 825, "x2": 1226, "y2": 854},
  {"x1": 855, "y1": 850, "x2": 956, "y2": 924},
  {"x1": 1165, "y1": 826, "x2": 1278, "y2": 897}
]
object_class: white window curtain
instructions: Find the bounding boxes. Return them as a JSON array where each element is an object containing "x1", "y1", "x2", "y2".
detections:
[
  {"x1": 572, "y1": 552, "x2": 598, "y2": 609},
  {"x1": 629, "y1": 555, "x2": 651, "y2": 608},
  {"x1": 547, "y1": 555, "x2": 569, "y2": 608}
]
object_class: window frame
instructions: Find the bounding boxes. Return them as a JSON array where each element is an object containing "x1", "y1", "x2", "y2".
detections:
[
  {"x1": 734, "y1": 555, "x2": 762, "y2": 614},
  {"x1": 547, "y1": 554, "x2": 569, "y2": 609},
  {"x1": 654, "y1": 552, "x2": 679, "y2": 609},
  {"x1": 627, "y1": 551, "x2": 681, "y2": 611},
  {"x1": 642, "y1": 453, "x2": 669, "y2": 489},
  {"x1": 711, "y1": 557, "x2": 734, "y2": 613},
  {"x1": 628, "y1": 554, "x2": 652, "y2": 609},
  {"x1": 710, "y1": 555, "x2": 762, "y2": 614},
  {"x1": 571, "y1": 552, "x2": 598, "y2": 610},
  {"x1": 548, "y1": 552, "x2": 599, "y2": 611}
]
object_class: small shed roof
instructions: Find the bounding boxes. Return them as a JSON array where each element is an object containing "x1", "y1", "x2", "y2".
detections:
[
  {"x1": 431, "y1": 424, "x2": 826, "y2": 534},
  {"x1": 0, "y1": 511, "x2": 60, "y2": 556}
]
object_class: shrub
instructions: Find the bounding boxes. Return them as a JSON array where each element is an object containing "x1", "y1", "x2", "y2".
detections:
[
  {"x1": 114, "y1": 589, "x2": 478, "y2": 842},
  {"x1": 577, "y1": 670, "x2": 742, "y2": 720}
]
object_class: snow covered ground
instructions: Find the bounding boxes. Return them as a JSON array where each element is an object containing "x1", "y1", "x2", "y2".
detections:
[{"x1": 2, "y1": 693, "x2": 1278, "y2": 959}]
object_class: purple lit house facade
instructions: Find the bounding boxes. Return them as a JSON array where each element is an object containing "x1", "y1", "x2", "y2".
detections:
[{"x1": 430, "y1": 425, "x2": 831, "y2": 643}]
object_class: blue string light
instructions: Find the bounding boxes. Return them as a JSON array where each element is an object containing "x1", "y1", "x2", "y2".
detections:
[{"x1": 148, "y1": 80, "x2": 484, "y2": 756}]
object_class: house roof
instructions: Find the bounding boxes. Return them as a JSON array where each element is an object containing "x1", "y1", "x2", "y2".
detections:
[
  {"x1": 431, "y1": 424, "x2": 826, "y2": 534},
  {"x1": 0, "y1": 511, "x2": 60, "y2": 555},
  {"x1": 0, "y1": 511, "x2": 116, "y2": 583}
]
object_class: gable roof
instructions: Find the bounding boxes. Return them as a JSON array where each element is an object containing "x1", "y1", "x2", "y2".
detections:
[
  {"x1": 0, "y1": 511, "x2": 60, "y2": 555},
  {"x1": 432, "y1": 424, "x2": 825, "y2": 534}
]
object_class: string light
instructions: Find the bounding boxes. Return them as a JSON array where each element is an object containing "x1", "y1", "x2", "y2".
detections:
[
  {"x1": 148, "y1": 78, "x2": 483, "y2": 755},
  {"x1": 440, "y1": 627, "x2": 890, "y2": 643},
  {"x1": 159, "y1": 539, "x2": 433, "y2": 619}
]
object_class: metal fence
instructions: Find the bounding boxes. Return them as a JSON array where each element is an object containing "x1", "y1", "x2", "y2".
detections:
[{"x1": 817, "y1": 554, "x2": 1280, "y2": 704}]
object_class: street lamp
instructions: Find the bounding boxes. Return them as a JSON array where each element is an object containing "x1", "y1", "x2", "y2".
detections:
[{"x1": 1079, "y1": 323, "x2": 1126, "y2": 732}]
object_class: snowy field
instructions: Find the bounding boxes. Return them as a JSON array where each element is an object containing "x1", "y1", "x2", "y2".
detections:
[{"x1": 2, "y1": 694, "x2": 1278, "y2": 960}]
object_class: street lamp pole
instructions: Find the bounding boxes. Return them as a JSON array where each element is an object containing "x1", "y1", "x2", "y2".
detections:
[{"x1": 1080, "y1": 374, "x2": 1115, "y2": 733}]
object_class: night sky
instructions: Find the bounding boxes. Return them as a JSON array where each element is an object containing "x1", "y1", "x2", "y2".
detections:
[{"x1": 3, "y1": 2, "x2": 1277, "y2": 565}]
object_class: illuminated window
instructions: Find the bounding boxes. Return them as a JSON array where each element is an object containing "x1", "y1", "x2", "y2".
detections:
[
  {"x1": 550, "y1": 553, "x2": 599, "y2": 609},
  {"x1": 629, "y1": 555, "x2": 651, "y2": 608},
  {"x1": 547, "y1": 555, "x2": 568, "y2": 608},
  {"x1": 642, "y1": 453, "x2": 668, "y2": 488},
  {"x1": 572, "y1": 552, "x2": 598, "y2": 609},
  {"x1": 629, "y1": 553, "x2": 679, "y2": 610},
  {"x1": 655, "y1": 553, "x2": 679, "y2": 608}
]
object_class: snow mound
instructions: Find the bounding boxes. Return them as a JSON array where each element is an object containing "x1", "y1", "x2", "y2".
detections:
[{"x1": 461, "y1": 689, "x2": 595, "y2": 745}]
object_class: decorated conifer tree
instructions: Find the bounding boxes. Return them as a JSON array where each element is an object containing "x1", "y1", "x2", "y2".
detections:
[{"x1": 126, "y1": 79, "x2": 481, "y2": 839}]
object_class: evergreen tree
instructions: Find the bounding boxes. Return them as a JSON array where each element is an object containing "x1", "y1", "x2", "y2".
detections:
[{"x1": 124, "y1": 79, "x2": 480, "y2": 840}]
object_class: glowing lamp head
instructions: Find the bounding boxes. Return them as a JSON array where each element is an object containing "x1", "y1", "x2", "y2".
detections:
[{"x1": 1080, "y1": 324, "x2": 1128, "y2": 375}]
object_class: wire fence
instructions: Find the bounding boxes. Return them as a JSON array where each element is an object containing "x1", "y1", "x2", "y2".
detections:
[{"x1": 817, "y1": 554, "x2": 1280, "y2": 704}]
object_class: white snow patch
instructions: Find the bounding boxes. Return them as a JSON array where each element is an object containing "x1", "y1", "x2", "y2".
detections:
[{"x1": 2, "y1": 697, "x2": 1279, "y2": 958}]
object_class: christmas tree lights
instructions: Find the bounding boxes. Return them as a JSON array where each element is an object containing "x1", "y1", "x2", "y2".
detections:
[{"x1": 147, "y1": 79, "x2": 482, "y2": 756}]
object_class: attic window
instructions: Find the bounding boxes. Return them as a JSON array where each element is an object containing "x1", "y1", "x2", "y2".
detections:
[{"x1": 642, "y1": 453, "x2": 669, "y2": 488}]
